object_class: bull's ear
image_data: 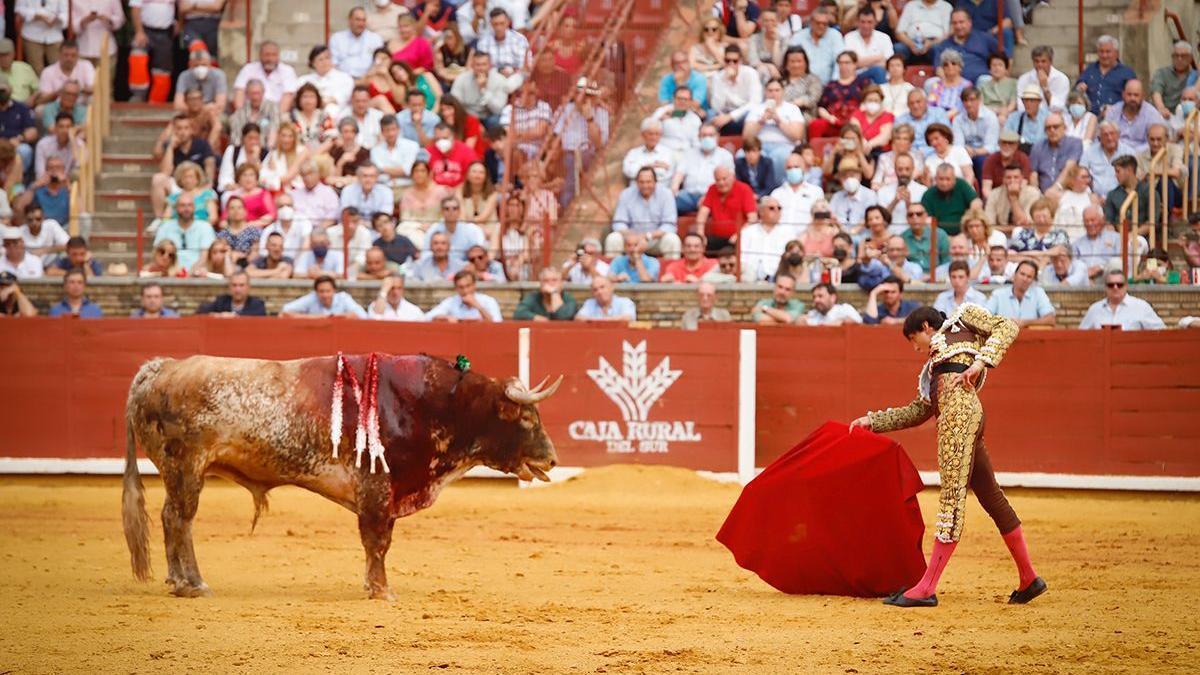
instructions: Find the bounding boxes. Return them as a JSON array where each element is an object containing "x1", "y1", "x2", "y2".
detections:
[{"x1": 497, "y1": 398, "x2": 521, "y2": 422}]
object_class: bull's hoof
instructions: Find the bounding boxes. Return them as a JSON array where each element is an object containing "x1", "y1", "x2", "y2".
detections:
[
  {"x1": 367, "y1": 587, "x2": 395, "y2": 601},
  {"x1": 170, "y1": 582, "x2": 213, "y2": 598}
]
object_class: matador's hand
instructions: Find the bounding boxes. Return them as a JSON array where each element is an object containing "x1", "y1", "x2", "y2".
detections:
[
  {"x1": 849, "y1": 415, "x2": 872, "y2": 432},
  {"x1": 955, "y1": 361, "x2": 986, "y2": 390}
]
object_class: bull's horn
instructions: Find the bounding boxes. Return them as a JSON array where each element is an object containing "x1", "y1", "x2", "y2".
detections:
[{"x1": 506, "y1": 375, "x2": 563, "y2": 404}]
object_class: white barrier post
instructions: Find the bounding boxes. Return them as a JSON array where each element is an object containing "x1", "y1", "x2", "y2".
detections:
[
  {"x1": 737, "y1": 329, "x2": 757, "y2": 485},
  {"x1": 518, "y1": 327, "x2": 531, "y2": 387}
]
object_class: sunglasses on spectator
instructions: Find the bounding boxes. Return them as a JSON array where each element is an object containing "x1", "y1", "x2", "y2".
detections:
[
  {"x1": 725, "y1": 58, "x2": 740, "y2": 64},
  {"x1": 443, "y1": 204, "x2": 460, "y2": 210},
  {"x1": 468, "y1": 254, "x2": 486, "y2": 262},
  {"x1": 704, "y1": 26, "x2": 721, "y2": 32},
  {"x1": 908, "y1": 210, "x2": 926, "y2": 217},
  {"x1": 763, "y1": 205, "x2": 780, "y2": 210},
  {"x1": 1106, "y1": 281, "x2": 1126, "y2": 288}
]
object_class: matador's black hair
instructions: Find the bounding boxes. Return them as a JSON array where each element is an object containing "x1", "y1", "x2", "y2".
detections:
[{"x1": 903, "y1": 306, "x2": 948, "y2": 339}]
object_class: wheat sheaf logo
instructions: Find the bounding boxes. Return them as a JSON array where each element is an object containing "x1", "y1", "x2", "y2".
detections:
[
  {"x1": 568, "y1": 340, "x2": 702, "y2": 454},
  {"x1": 586, "y1": 340, "x2": 682, "y2": 422}
]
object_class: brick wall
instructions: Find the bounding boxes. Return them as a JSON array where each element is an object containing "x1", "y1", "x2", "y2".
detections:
[{"x1": 16, "y1": 278, "x2": 1200, "y2": 328}]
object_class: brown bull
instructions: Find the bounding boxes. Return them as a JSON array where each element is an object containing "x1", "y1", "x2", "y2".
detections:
[{"x1": 122, "y1": 353, "x2": 560, "y2": 599}]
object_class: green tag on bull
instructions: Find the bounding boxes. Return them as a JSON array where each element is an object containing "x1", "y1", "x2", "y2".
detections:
[{"x1": 455, "y1": 355, "x2": 471, "y2": 373}]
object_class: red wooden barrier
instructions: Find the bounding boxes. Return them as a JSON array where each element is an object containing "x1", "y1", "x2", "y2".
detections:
[{"x1": 1, "y1": 320, "x2": 1198, "y2": 479}]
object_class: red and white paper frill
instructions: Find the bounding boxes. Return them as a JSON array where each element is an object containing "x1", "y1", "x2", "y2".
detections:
[{"x1": 330, "y1": 352, "x2": 390, "y2": 474}]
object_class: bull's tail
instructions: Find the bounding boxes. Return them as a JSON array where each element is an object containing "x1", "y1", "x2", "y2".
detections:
[{"x1": 123, "y1": 360, "x2": 164, "y2": 582}]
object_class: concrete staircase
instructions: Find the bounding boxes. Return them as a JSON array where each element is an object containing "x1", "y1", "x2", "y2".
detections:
[
  {"x1": 87, "y1": 104, "x2": 175, "y2": 268},
  {"x1": 1013, "y1": 0, "x2": 1131, "y2": 79}
]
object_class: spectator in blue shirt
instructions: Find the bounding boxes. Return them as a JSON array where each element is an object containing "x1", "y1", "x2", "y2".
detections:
[
  {"x1": 609, "y1": 231, "x2": 661, "y2": 284},
  {"x1": 608, "y1": 166, "x2": 681, "y2": 258},
  {"x1": 1005, "y1": 85, "x2": 1049, "y2": 148},
  {"x1": 425, "y1": 196, "x2": 486, "y2": 260},
  {"x1": 1028, "y1": 112, "x2": 1083, "y2": 193},
  {"x1": 47, "y1": 268, "x2": 104, "y2": 317},
  {"x1": 896, "y1": 89, "x2": 950, "y2": 158},
  {"x1": 985, "y1": 260, "x2": 1057, "y2": 326},
  {"x1": 17, "y1": 155, "x2": 70, "y2": 224},
  {"x1": 425, "y1": 269, "x2": 502, "y2": 322},
  {"x1": 131, "y1": 283, "x2": 180, "y2": 318},
  {"x1": 575, "y1": 275, "x2": 637, "y2": 321},
  {"x1": 0, "y1": 73, "x2": 38, "y2": 176},
  {"x1": 338, "y1": 163, "x2": 394, "y2": 217},
  {"x1": 952, "y1": 0, "x2": 1015, "y2": 57},
  {"x1": 396, "y1": 89, "x2": 440, "y2": 147},
  {"x1": 788, "y1": 8, "x2": 843, "y2": 83},
  {"x1": 932, "y1": 9, "x2": 998, "y2": 84},
  {"x1": 659, "y1": 50, "x2": 708, "y2": 110},
  {"x1": 280, "y1": 275, "x2": 367, "y2": 317},
  {"x1": 46, "y1": 236, "x2": 103, "y2": 278},
  {"x1": 1075, "y1": 36, "x2": 1137, "y2": 116},
  {"x1": 863, "y1": 275, "x2": 919, "y2": 324}
]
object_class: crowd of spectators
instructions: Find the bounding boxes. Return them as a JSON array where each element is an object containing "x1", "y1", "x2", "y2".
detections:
[{"x1": 1, "y1": 0, "x2": 1197, "y2": 332}]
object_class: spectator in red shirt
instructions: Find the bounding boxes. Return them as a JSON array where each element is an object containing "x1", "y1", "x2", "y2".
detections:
[
  {"x1": 661, "y1": 232, "x2": 718, "y2": 283},
  {"x1": 695, "y1": 165, "x2": 758, "y2": 253},
  {"x1": 426, "y1": 123, "x2": 477, "y2": 187}
]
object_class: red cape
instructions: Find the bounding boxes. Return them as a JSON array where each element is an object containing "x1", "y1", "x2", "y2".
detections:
[{"x1": 716, "y1": 421, "x2": 927, "y2": 597}]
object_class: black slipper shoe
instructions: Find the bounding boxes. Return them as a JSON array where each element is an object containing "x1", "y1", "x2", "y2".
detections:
[
  {"x1": 1008, "y1": 576, "x2": 1048, "y2": 604},
  {"x1": 883, "y1": 589, "x2": 938, "y2": 607}
]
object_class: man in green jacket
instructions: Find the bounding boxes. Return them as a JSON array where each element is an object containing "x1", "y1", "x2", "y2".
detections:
[
  {"x1": 921, "y1": 164, "x2": 979, "y2": 235},
  {"x1": 513, "y1": 266, "x2": 579, "y2": 320}
]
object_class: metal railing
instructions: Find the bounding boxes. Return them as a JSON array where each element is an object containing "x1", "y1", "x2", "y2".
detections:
[
  {"x1": 1119, "y1": 190, "x2": 1141, "y2": 277},
  {"x1": 69, "y1": 34, "x2": 110, "y2": 238},
  {"x1": 1183, "y1": 108, "x2": 1200, "y2": 220},
  {"x1": 1145, "y1": 147, "x2": 1170, "y2": 250}
]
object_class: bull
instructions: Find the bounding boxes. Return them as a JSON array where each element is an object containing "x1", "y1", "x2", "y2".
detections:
[{"x1": 121, "y1": 353, "x2": 560, "y2": 599}]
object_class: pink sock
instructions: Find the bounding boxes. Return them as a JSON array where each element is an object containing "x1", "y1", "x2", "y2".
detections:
[
  {"x1": 1002, "y1": 526, "x2": 1038, "y2": 589},
  {"x1": 905, "y1": 540, "x2": 957, "y2": 599}
]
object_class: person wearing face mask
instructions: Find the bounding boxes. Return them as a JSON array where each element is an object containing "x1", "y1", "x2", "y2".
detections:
[
  {"x1": 173, "y1": 43, "x2": 226, "y2": 145},
  {"x1": 829, "y1": 158, "x2": 878, "y2": 233},
  {"x1": 294, "y1": 228, "x2": 346, "y2": 279},
  {"x1": 671, "y1": 123, "x2": 734, "y2": 215},
  {"x1": 1063, "y1": 90, "x2": 1097, "y2": 147},
  {"x1": 770, "y1": 151, "x2": 823, "y2": 229},
  {"x1": 258, "y1": 193, "x2": 312, "y2": 260},
  {"x1": 426, "y1": 123, "x2": 478, "y2": 188},
  {"x1": 1168, "y1": 86, "x2": 1198, "y2": 140}
]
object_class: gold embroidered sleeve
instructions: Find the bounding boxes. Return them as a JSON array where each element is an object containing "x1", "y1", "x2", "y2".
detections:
[
  {"x1": 958, "y1": 303, "x2": 1019, "y2": 368},
  {"x1": 868, "y1": 398, "x2": 934, "y2": 433}
]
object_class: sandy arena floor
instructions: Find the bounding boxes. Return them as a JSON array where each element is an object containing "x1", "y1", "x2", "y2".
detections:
[{"x1": 1, "y1": 466, "x2": 1198, "y2": 673}]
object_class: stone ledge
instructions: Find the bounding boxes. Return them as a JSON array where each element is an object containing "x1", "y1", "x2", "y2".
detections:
[{"x1": 16, "y1": 278, "x2": 1200, "y2": 328}]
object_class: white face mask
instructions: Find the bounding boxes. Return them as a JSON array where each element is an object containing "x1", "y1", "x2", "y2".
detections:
[
  {"x1": 277, "y1": 206, "x2": 295, "y2": 221},
  {"x1": 862, "y1": 101, "x2": 882, "y2": 115},
  {"x1": 193, "y1": 65, "x2": 210, "y2": 80},
  {"x1": 842, "y1": 176, "x2": 861, "y2": 193},
  {"x1": 375, "y1": 0, "x2": 391, "y2": 6},
  {"x1": 435, "y1": 138, "x2": 454, "y2": 153}
]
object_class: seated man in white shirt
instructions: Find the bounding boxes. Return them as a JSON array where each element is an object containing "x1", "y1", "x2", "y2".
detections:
[
  {"x1": 327, "y1": 207, "x2": 377, "y2": 269},
  {"x1": 740, "y1": 195, "x2": 796, "y2": 282},
  {"x1": 672, "y1": 123, "x2": 735, "y2": 214},
  {"x1": 1015, "y1": 45, "x2": 1071, "y2": 112},
  {"x1": 875, "y1": 151, "x2": 927, "y2": 230},
  {"x1": 328, "y1": 7, "x2": 383, "y2": 79},
  {"x1": 621, "y1": 117, "x2": 676, "y2": 183},
  {"x1": 368, "y1": 273, "x2": 426, "y2": 321},
  {"x1": 575, "y1": 275, "x2": 637, "y2": 321},
  {"x1": 425, "y1": 269, "x2": 502, "y2": 322},
  {"x1": 1039, "y1": 245, "x2": 1089, "y2": 286},
  {"x1": 1079, "y1": 270, "x2": 1165, "y2": 330},
  {"x1": 371, "y1": 114, "x2": 420, "y2": 192},
  {"x1": 563, "y1": 237, "x2": 611, "y2": 284},
  {"x1": 800, "y1": 282, "x2": 863, "y2": 325},
  {"x1": 234, "y1": 41, "x2": 297, "y2": 112},
  {"x1": 652, "y1": 87, "x2": 702, "y2": 158}
]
